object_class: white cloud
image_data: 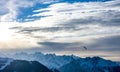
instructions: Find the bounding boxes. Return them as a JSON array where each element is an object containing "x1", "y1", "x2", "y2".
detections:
[
  {"x1": 0, "y1": 0, "x2": 32, "y2": 21},
  {"x1": 39, "y1": 0, "x2": 60, "y2": 4},
  {"x1": 0, "y1": 0, "x2": 61, "y2": 21},
  {"x1": 3, "y1": 0, "x2": 119, "y2": 44},
  {"x1": 0, "y1": 0, "x2": 120, "y2": 61},
  {"x1": 0, "y1": 7, "x2": 9, "y2": 16}
]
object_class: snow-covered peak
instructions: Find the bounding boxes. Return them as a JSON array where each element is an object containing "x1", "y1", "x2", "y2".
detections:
[
  {"x1": 59, "y1": 57, "x2": 120, "y2": 72},
  {"x1": 1, "y1": 52, "x2": 119, "y2": 70},
  {"x1": 83, "y1": 56, "x2": 118, "y2": 67},
  {"x1": 8, "y1": 52, "x2": 79, "y2": 69}
]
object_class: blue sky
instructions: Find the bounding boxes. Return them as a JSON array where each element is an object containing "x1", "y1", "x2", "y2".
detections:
[
  {"x1": 16, "y1": 0, "x2": 112, "y2": 22},
  {"x1": 0, "y1": 0, "x2": 120, "y2": 61}
]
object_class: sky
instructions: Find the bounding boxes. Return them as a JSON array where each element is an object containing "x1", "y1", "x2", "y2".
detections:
[{"x1": 0, "y1": 0, "x2": 120, "y2": 61}]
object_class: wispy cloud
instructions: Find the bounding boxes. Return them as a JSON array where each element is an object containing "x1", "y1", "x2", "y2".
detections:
[
  {"x1": 0, "y1": 0, "x2": 60, "y2": 21},
  {"x1": 0, "y1": 0, "x2": 120, "y2": 61}
]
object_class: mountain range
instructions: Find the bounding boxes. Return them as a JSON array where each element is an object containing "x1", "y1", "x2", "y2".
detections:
[
  {"x1": 9, "y1": 52, "x2": 79, "y2": 69},
  {"x1": 0, "y1": 52, "x2": 120, "y2": 72},
  {"x1": 59, "y1": 57, "x2": 120, "y2": 72}
]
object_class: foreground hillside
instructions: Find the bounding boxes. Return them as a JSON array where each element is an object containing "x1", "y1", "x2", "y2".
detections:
[{"x1": 0, "y1": 58, "x2": 53, "y2": 72}]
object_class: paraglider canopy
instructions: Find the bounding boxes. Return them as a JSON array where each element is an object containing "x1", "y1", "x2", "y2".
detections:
[{"x1": 83, "y1": 46, "x2": 87, "y2": 50}]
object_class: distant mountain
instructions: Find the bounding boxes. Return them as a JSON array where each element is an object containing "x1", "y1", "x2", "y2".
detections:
[
  {"x1": 0, "y1": 57, "x2": 53, "y2": 72},
  {"x1": 1, "y1": 52, "x2": 120, "y2": 72},
  {"x1": 9, "y1": 52, "x2": 79, "y2": 69},
  {"x1": 59, "y1": 57, "x2": 120, "y2": 72}
]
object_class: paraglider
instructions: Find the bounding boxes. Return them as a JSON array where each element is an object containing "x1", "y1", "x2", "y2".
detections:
[{"x1": 83, "y1": 46, "x2": 87, "y2": 50}]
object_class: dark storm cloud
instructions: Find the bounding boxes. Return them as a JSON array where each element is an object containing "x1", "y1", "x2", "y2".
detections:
[
  {"x1": 88, "y1": 35, "x2": 120, "y2": 51},
  {"x1": 37, "y1": 42, "x2": 84, "y2": 51},
  {"x1": 61, "y1": 10, "x2": 120, "y2": 27},
  {"x1": 9, "y1": 26, "x2": 88, "y2": 39},
  {"x1": 36, "y1": 35, "x2": 120, "y2": 52},
  {"x1": 10, "y1": 26, "x2": 88, "y2": 34}
]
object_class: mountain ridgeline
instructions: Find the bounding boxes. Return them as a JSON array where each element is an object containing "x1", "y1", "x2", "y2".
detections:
[
  {"x1": 59, "y1": 57, "x2": 120, "y2": 72},
  {"x1": 0, "y1": 58, "x2": 54, "y2": 72},
  {"x1": 0, "y1": 52, "x2": 120, "y2": 72}
]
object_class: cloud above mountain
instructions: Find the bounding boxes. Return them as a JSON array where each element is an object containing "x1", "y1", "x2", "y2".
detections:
[{"x1": 0, "y1": 0, "x2": 120, "y2": 61}]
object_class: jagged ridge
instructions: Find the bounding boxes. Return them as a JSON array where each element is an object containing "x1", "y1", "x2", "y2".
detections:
[{"x1": 59, "y1": 57, "x2": 120, "y2": 72}]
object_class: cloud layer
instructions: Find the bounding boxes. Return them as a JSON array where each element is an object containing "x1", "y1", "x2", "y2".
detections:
[{"x1": 0, "y1": 0, "x2": 120, "y2": 61}]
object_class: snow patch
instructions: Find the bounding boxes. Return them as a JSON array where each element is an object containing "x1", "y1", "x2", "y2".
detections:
[{"x1": 0, "y1": 58, "x2": 13, "y2": 70}]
